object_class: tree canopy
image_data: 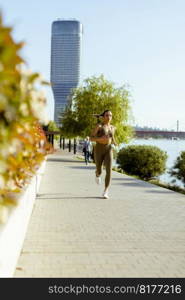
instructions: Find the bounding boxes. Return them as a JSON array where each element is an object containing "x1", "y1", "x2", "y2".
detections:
[{"x1": 61, "y1": 75, "x2": 133, "y2": 144}]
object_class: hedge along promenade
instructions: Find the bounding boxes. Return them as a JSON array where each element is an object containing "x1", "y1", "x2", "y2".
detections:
[
  {"x1": 116, "y1": 145, "x2": 168, "y2": 180},
  {"x1": 0, "y1": 14, "x2": 52, "y2": 223}
]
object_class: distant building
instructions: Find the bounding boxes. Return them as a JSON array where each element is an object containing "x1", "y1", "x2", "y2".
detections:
[{"x1": 50, "y1": 19, "x2": 83, "y2": 125}]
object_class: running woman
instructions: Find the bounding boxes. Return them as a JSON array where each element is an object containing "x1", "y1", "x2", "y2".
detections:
[{"x1": 90, "y1": 110, "x2": 117, "y2": 199}]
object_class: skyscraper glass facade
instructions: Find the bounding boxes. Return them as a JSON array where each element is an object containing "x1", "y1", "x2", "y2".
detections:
[{"x1": 50, "y1": 19, "x2": 83, "y2": 125}]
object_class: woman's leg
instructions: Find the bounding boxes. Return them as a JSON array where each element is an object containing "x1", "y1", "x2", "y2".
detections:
[
  {"x1": 94, "y1": 144, "x2": 104, "y2": 177},
  {"x1": 104, "y1": 145, "x2": 113, "y2": 189}
]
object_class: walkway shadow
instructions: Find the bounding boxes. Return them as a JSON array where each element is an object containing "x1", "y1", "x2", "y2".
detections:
[
  {"x1": 112, "y1": 177, "x2": 136, "y2": 182},
  {"x1": 37, "y1": 195, "x2": 102, "y2": 200},
  {"x1": 113, "y1": 181, "x2": 150, "y2": 188},
  {"x1": 47, "y1": 158, "x2": 84, "y2": 163},
  {"x1": 112, "y1": 178, "x2": 175, "y2": 194},
  {"x1": 69, "y1": 166, "x2": 95, "y2": 170},
  {"x1": 145, "y1": 190, "x2": 175, "y2": 194}
]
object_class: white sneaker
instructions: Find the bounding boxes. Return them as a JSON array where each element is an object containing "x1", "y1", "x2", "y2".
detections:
[
  {"x1": 102, "y1": 190, "x2": 109, "y2": 199},
  {"x1": 95, "y1": 176, "x2": 101, "y2": 185}
]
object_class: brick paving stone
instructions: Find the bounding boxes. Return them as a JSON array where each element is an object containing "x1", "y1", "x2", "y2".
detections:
[{"x1": 14, "y1": 150, "x2": 185, "y2": 277}]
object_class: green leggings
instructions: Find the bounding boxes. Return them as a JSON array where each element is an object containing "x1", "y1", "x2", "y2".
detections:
[{"x1": 94, "y1": 143, "x2": 113, "y2": 189}]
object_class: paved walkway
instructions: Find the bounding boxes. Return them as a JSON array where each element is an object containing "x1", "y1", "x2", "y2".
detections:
[{"x1": 14, "y1": 149, "x2": 185, "y2": 277}]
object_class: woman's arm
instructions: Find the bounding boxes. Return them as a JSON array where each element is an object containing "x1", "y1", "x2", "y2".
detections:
[
  {"x1": 111, "y1": 126, "x2": 118, "y2": 146},
  {"x1": 90, "y1": 124, "x2": 101, "y2": 142},
  {"x1": 90, "y1": 125, "x2": 110, "y2": 143}
]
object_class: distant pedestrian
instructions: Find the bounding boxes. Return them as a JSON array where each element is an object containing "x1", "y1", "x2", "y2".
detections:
[
  {"x1": 83, "y1": 136, "x2": 92, "y2": 165},
  {"x1": 90, "y1": 110, "x2": 117, "y2": 199}
]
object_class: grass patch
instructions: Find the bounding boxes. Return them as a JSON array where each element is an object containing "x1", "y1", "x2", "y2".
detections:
[
  {"x1": 112, "y1": 166, "x2": 185, "y2": 196},
  {"x1": 149, "y1": 179, "x2": 185, "y2": 195},
  {"x1": 75, "y1": 155, "x2": 84, "y2": 161}
]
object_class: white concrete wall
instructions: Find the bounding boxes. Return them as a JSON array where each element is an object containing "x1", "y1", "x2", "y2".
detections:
[{"x1": 0, "y1": 158, "x2": 46, "y2": 277}]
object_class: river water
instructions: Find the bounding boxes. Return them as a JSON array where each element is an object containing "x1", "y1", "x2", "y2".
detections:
[{"x1": 119, "y1": 138, "x2": 185, "y2": 188}]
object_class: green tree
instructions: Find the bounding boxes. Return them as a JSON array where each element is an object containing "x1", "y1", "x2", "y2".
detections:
[
  {"x1": 169, "y1": 151, "x2": 185, "y2": 186},
  {"x1": 61, "y1": 75, "x2": 133, "y2": 143},
  {"x1": 47, "y1": 120, "x2": 59, "y2": 131},
  {"x1": 47, "y1": 120, "x2": 60, "y2": 141}
]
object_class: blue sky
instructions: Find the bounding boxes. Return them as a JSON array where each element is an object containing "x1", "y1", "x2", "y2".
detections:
[{"x1": 1, "y1": 0, "x2": 185, "y2": 130}]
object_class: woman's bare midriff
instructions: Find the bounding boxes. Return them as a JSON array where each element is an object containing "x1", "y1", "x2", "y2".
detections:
[{"x1": 97, "y1": 136, "x2": 112, "y2": 145}]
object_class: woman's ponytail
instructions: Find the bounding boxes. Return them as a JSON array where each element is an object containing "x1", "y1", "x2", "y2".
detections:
[{"x1": 93, "y1": 110, "x2": 110, "y2": 123}]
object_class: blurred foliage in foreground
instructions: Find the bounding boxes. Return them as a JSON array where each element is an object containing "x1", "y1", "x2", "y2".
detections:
[{"x1": 0, "y1": 14, "x2": 51, "y2": 223}]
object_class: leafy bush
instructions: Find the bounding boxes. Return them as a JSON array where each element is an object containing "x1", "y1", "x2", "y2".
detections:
[
  {"x1": 0, "y1": 14, "x2": 51, "y2": 223},
  {"x1": 116, "y1": 145, "x2": 167, "y2": 180},
  {"x1": 169, "y1": 151, "x2": 185, "y2": 186}
]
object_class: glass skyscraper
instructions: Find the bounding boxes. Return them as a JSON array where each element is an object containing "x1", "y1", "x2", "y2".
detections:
[{"x1": 50, "y1": 19, "x2": 83, "y2": 125}]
